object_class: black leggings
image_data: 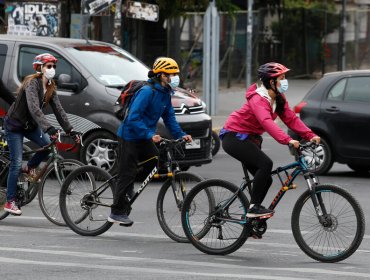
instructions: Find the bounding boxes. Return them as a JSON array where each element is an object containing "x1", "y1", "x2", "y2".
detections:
[
  {"x1": 222, "y1": 132, "x2": 273, "y2": 205},
  {"x1": 111, "y1": 138, "x2": 159, "y2": 215}
]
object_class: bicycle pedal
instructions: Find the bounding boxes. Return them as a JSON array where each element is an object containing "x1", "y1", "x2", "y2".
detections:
[
  {"x1": 119, "y1": 222, "x2": 134, "y2": 227},
  {"x1": 11, "y1": 212, "x2": 22, "y2": 216},
  {"x1": 251, "y1": 234, "x2": 263, "y2": 239}
]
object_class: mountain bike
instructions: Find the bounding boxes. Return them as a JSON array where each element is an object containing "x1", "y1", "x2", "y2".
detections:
[
  {"x1": 0, "y1": 132, "x2": 83, "y2": 226},
  {"x1": 59, "y1": 138, "x2": 206, "y2": 242},
  {"x1": 181, "y1": 142, "x2": 365, "y2": 263}
]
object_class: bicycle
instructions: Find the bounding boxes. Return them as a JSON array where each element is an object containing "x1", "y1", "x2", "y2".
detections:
[
  {"x1": 60, "y1": 138, "x2": 206, "y2": 242},
  {"x1": 181, "y1": 142, "x2": 365, "y2": 263},
  {"x1": 0, "y1": 132, "x2": 84, "y2": 226}
]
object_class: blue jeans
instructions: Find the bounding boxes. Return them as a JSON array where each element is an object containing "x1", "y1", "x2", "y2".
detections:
[{"x1": 5, "y1": 127, "x2": 51, "y2": 201}]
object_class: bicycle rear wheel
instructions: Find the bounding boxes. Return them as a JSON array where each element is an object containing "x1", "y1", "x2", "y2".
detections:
[
  {"x1": 181, "y1": 179, "x2": 250, "y2": 255},
  {"x1": 292, "y1": 184, "x2": 365, "y2": 262},
  {"x1": 38, "y1": 159, "x2": 84, "y2": 226},
  {"x1": 156, "y1": 171, "x2": 203, "y2": 243},
  {"x1": 60, "y1": 165, "x2": 114, "y2": 236}
]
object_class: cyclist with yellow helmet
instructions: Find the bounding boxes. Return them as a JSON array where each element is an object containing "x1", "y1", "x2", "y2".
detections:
[{"x1": 110, "y1": 57, "x2": 192, "y2": 226}]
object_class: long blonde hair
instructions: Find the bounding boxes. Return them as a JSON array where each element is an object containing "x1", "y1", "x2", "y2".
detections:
[{"x1": 18, "y1": 71, "x2": 56, "y2": 105}]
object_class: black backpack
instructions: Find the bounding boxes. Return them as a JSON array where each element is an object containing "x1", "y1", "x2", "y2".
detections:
[{"x1": 114, "y1": 80, "x2": 154, "y2": 121}]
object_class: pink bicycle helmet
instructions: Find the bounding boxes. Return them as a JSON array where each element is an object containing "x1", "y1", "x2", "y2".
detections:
[
  {"x1": 258, "y1": 62, "x2": 290, "y2": 81},
  {"x1": 33, "y1": 53, "x2": 58, "y2": 71}
]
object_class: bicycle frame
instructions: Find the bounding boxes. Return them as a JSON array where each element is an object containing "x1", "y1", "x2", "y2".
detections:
[
  {"x1": 213, "y1": 143, "x2": 323, "y2": 225},
  {"x1": 0, "y1": 136, "x2": 79, "y2": 203},
  {"x1": 81, "y1": 138, "x2": 186, "y2": 208}
]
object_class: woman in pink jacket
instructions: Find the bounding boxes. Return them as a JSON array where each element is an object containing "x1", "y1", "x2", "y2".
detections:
[{"x1": 220, "y1": 62, "x2": 320, "y2": 218}]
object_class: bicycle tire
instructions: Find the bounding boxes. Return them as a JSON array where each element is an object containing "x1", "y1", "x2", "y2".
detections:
[
  {"x1": 181, "y1": 179, "x2": 250, "y2": 255},
  {"x1": 156, "y1": 171, "x2": 203, "y2": 243},
  {"x1": 291, "y1": 184, "x2": 365, "y2": 262},
  {"x1": 60, "y1": 165, "x2": 114, "y2": 236},
  {"x1": 38, "y1": 159, "x2": 84, "y2": 226}
]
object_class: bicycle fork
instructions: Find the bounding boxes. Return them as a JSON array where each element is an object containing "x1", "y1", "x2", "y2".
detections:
[{"x1": 304, "y1": 173, "x2": 330, "y2": 225}]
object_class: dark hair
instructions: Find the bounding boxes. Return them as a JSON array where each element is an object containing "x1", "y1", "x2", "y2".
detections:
[
  {"x1": 275, "y1": 93, "x2": 286, "y2": 115},
  {"x1": 261, "y1": 77, "x2": 286, "y2": 115}
]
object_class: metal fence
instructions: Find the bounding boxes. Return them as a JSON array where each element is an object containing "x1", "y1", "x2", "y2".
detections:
[{"x1": 178, "y1": 7, "x2": 370, "y2": 89}]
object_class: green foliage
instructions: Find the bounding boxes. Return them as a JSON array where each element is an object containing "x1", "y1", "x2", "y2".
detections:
[{"x1": 155, "y1": 0, "x2": 239, "y2": 18}]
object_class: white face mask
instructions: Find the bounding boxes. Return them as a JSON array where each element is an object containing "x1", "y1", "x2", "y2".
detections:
[
  {"x1": 277, "y1": 79, "x2": 288, "y2": 93},
  {"x1": 169, "y1": 75, "x2": 180, "y2": 88},
  {"x1": 44, "y1": 68, "x2": 55, "y2": 80}
]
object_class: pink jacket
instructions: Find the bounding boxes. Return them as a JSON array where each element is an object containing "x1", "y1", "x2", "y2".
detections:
[{"x1": 223, "y1": 84, "x2": 316, "y2": 145}]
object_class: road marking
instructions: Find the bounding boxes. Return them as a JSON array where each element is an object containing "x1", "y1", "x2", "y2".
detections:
[
  {"x1": 0, "y1": 256, "x2": 310, "y2": 280},
  {"x1": 0, "y1": 247, "x2": 370, "y2": 278},
  {"x1": 1, "y1": 223, "x2": 370, "y2": 241}
]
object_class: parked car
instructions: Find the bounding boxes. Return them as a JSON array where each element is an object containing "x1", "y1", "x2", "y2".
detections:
[
  {"x1": 0, "y1": 35, "x2": 212, "y2": 173},
  {"x1": 288, "y1": 70, "x2": 370, "y2": 175}
]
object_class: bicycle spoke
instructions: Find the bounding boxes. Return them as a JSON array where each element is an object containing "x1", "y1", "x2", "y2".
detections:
[
  {"x1": 60, "y1": 166, "x2": 114, "y2": 236},
  {"x1": 182, "y1": 179, "x2": 249, "y2": 255},
  {"x1": 292, "y1": 185, "x2": 365, "y2": 262}
]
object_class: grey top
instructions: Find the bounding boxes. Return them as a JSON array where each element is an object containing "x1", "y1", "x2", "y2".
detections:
[{"x1": 8, "y1": 78, "x2": 72, "y2": 132}]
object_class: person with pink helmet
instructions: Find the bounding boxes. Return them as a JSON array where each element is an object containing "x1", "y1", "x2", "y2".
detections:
[
  {"x1": 220, "y1": 62, "x2": 320, "y2": 218},
  {"x1": 3, "y1": 53, "x2": 80, "y2": 215}
]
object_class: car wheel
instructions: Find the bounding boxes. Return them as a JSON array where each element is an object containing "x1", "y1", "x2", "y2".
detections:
[
  {"x1": 80, "y1": 131, "x2": 118, "y2": 174},
  {"x1": 299, "y1": 137, "x2": 333, "y2": 175},
  {"x1": 211, "y1": 130, "x2": 221, "y2": 156},
  {"x1": 347, "y1": 164, "x2": 370, "y2": 174}
]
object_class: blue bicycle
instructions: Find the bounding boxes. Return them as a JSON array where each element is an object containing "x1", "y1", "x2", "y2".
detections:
[{"x1": 181, "y1": 142, "x2": 365, "y2": 262}]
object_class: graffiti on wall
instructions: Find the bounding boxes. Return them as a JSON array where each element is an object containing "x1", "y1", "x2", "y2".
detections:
[{"x1": 6, "y1": 2, "x2": 59, "y2": 36}]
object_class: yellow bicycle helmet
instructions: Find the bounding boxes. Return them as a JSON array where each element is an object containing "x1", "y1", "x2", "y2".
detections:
[{"x1": 152, "y1": 57, "x2": 180, "y2": 74}]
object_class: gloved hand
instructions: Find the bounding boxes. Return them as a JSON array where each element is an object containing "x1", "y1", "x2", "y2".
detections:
[
  {"x1": 68, "y1": 130, "x2": 82, "y2": 143},
  {"x1": 46, "y1": 126, "x2": 59, "y2": 140}
]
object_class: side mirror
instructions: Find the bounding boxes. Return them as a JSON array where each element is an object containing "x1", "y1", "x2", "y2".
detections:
[{"x1": 57, "y1": 74, "x2": 79, "y2": 91}]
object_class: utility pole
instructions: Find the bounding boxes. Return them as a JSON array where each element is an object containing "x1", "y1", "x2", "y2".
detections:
[
  {"x1": 246, "y1": 0, "x2": 253, "y2": 87},
  {"x1": 338, "y1": 0, "x2": 346, "y2": 71}
]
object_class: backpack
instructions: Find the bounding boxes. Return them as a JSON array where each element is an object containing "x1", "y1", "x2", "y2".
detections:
[{"x1": 114, "y1": 80, "x2": 155, "y2": 121}]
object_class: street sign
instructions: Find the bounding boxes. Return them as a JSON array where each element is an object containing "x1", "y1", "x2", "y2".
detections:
[
  {"x1": 83, "y1": 0, "x2": 116, "y2": 16},
  {"x1": 125, "y1": 1, "x2": 159, "y2": 22}
]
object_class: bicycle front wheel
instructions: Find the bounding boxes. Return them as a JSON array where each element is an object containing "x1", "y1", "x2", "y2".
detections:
[
  {"x1": 60, "y1": 165, "x2": 114, "y2": 236},
  {"x1": 181, "y1": 179, "x2": 250, "y2": 255},
  {"x1": 292, "y1": 184, "x2": 365, "y2": 262},
  {"x1": 156, "y1": 171, "x2": 203, "y2": 243},
  {"x1": 38, "y1": 159, "x2": 84, "y2": 226}
]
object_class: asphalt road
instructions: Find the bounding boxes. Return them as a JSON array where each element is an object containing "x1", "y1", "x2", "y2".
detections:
[
  {"x1": 1, "y1": 134, "x2": 369, "y2": 280},
  {"x1": 1, "y1": 79, "x2": 370, "y2": 279}
]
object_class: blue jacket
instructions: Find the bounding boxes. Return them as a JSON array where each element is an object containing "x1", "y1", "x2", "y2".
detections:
[{"x1": 117, "y1": 80, "x2": 186, "y2": 141}]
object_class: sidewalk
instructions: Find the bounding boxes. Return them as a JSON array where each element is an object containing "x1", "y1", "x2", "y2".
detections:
[{"x1": 209, "y1": 79, "x2": 318, "y2": 131}]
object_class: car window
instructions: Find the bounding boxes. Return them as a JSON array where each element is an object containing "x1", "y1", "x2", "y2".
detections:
[
  {"x1": 344, "y1": 77, "x2": 370, "y2": 103},
  {"x1": 18, "y1": 46, "x2": 86, "y2": 91},
  {"x1": 0, "y1": 44, "x2": 8, "y2": 78},
  {"x1": 327, "y1": 78, "x2": 346, "y2": 101},
  {"x1": 65, "y1": 45, "x2": 148, "y2": 86}
]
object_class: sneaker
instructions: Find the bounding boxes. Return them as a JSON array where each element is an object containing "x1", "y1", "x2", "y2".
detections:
[
  {"x1": 107, "y1": 213, "x2": 134, "y2": 227},
  {"x1": 4, "y1": 200, "x2": 22, "y2": 215},
  {"x1": 22, "y1": 166, "x2": 41, "y2": 183},
  {"x1": 246, "y1": 204, "x2": 274, "y2": 218}
]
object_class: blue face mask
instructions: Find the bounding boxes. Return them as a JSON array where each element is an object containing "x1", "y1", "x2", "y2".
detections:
[
  {"x1": 169, "y1": 75, "x2": 180, "y2": 88},
  {"x1": 277, "y1": 79, "x2": 288, "y2": 93}
]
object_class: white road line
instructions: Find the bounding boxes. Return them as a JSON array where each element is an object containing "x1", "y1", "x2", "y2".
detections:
[
  {"x1": 1, "y1": 223, "x2": 369, "y2": 241},
  {"x1": 0, "y1": 247, "x2": 369, "y2": 278},
  {"x1": 0, "y1": 256, "x2": 310, "y2": 280}
]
